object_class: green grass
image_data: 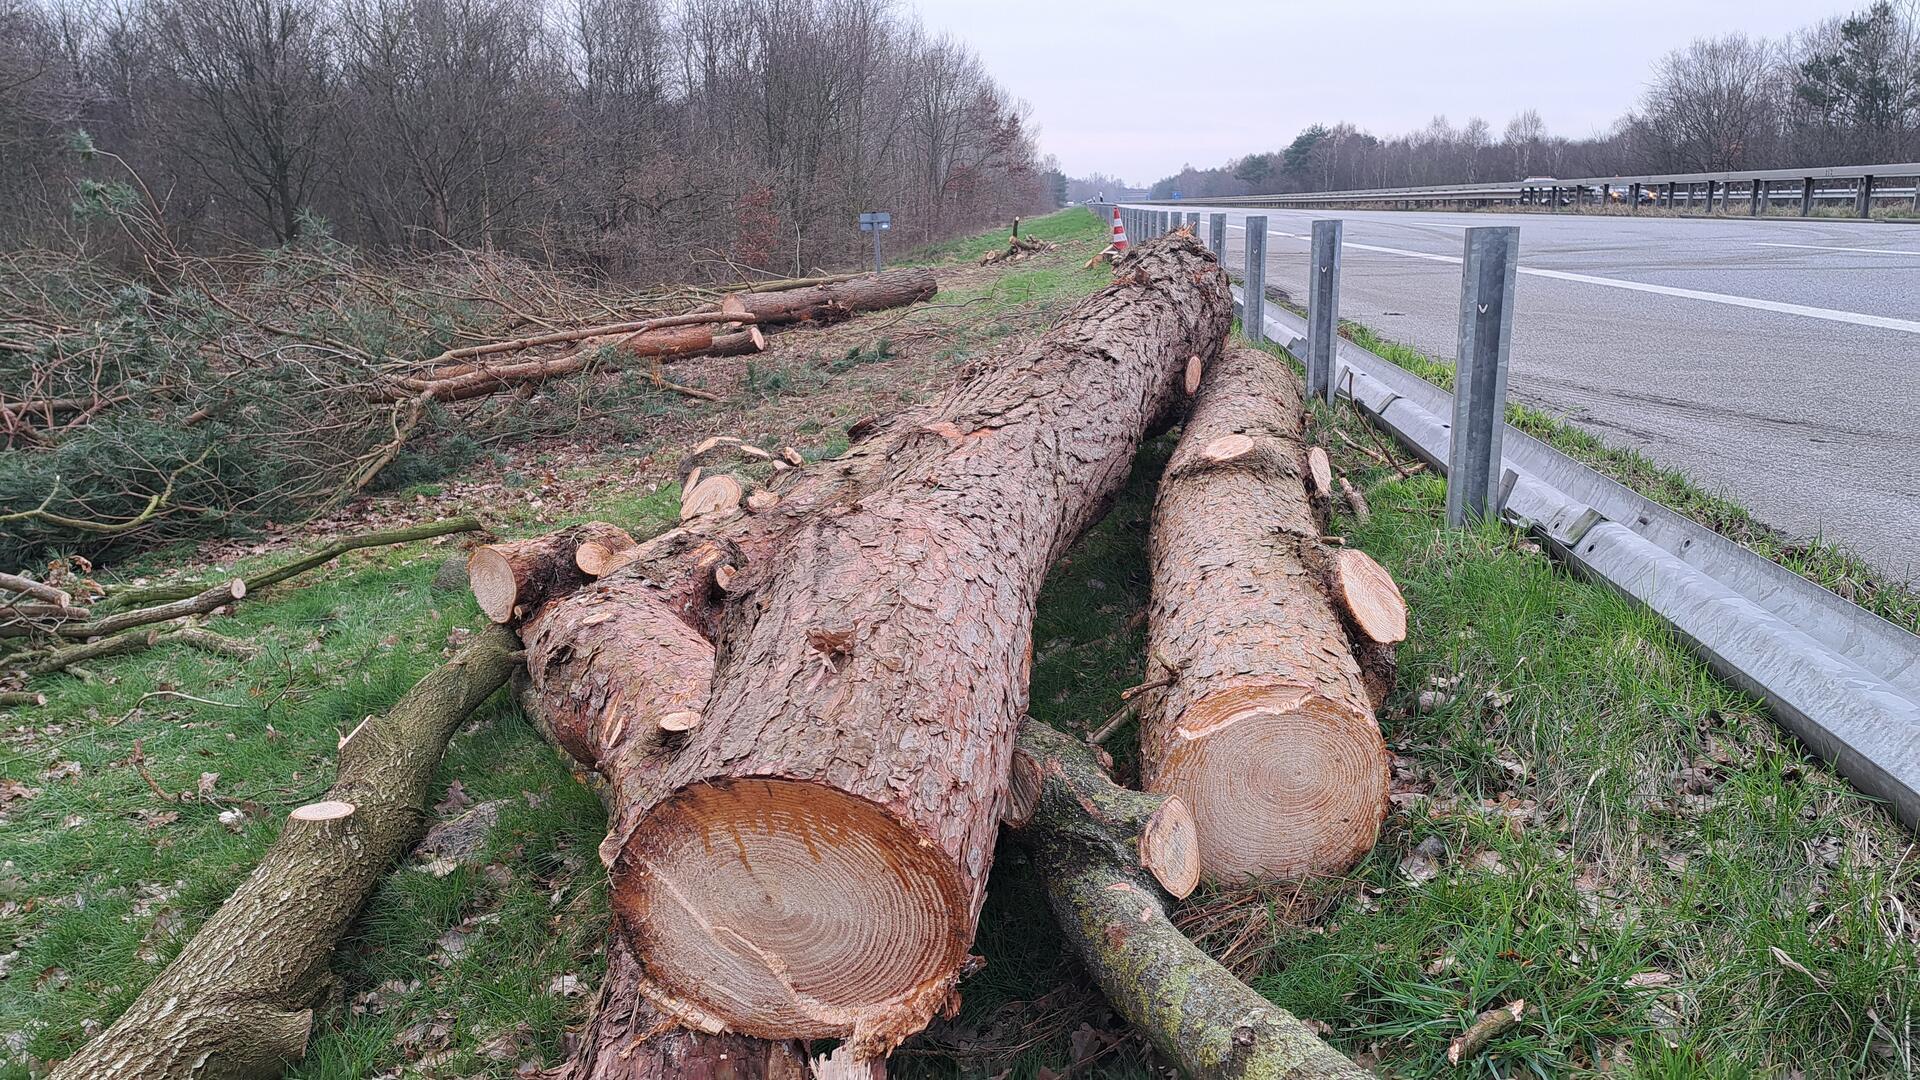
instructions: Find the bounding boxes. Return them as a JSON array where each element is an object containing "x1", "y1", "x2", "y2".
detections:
[
  {"x1": 8, "y1": 207, "x2": 1916, "y2": 1078},
  {"x1": 1321, "y1": 318, "x2": 1917, "y2": 632},
  {"x1": 903, "y1": 205, "x2": 1111, "y2": 265}
]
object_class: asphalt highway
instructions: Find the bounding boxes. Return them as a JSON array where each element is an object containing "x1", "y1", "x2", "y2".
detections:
[{"x1": 1127, "y1": 204, "x2": 1920, "y2": 583}]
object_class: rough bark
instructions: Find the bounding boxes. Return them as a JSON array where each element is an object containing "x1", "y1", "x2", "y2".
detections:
[
  {"x1": 719, "y1": 269, "x2": 936, "y2": 327},
  {"x1": 48, "y1": 627, "x2": 518, "y2": 1080},
  {"x1": 1007, "y1": 721, "x2": 1371, "y2": 1080},
  {"x1": 547, "y1": 941, "x2": 811, "y2": 1080},
  {"x1": 469, "y1": 522, "x2": 636, "y2": 625},
  {"x1": 521, "y1": 235, "x2": 1231, "y2": 1056},
  {"x1": 1140, "y1": 345, "x2": 1390, "y2": 884}
]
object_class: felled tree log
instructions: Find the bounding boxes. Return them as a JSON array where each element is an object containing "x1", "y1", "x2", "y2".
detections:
[
  {"x1": 520, "y1": 585, "x2": 807, "y2": 1080},
  {"x1": 1007, "y1": 722, "x2": 1371, "y2": 1079},
  {"x1": 469, "y1": 522, "x2": 637, "y2": 624},
  {"x1": 1139, "y1": 345, "x2": 1391, "y2": 884},
  {"x1": 48, "y1": 627, "x2": 518, "y2": 1080},
  {"x1": 719, "y1": 268, "x2": 936, "y2": 327},
  {"x1": 381, "y1": 312, "x2": 760, "y2": 403},
  {"x1": 517, "y1": 234, "x2": 1231, "y2": 1056}
]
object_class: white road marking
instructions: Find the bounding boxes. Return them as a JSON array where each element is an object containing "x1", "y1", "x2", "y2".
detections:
[
  {"x1": 1172, "y1": 209, "x2": 1920, "y2": 334},
  {"x1": 1754, "y1": 242, "x2": 1920, "y2": 257},
  {"x1": 1337, "y1": 239, "x2": 1920, "y2": 335}
]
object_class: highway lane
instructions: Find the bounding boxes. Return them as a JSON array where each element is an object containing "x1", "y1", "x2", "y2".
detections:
[{"x1": 1128, "y1": 204, "x2": 1920, "y2": 582}]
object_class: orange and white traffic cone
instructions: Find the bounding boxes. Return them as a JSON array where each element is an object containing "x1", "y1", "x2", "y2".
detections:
[{"x1": 1110, "y1": 206, "x2": 1128, "y2": 251}]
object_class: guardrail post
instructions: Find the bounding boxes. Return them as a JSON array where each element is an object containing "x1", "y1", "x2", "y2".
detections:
[
  {"x1": 1160, "y1": 210, "x2": 1171, "y2": 235},
  {"x1": 1602, "y1": 183, "x2": 1611, "y2": 208},
  {"x1": 1549, "y1": 185, "x2": 1560, "y2": 212},
  {"x1": 1750, "y1": 179, "x2": 1763, "y2": 215},
  {"x1": 1306, "y1": 219, "x2": 1342, "y2": 404},
  {"x1": 1243, "y1": 215, "x2": 1268, "y2": 345},
  {"x1": 1446, "y1": 226, "x2": 1519, "y2": 528},
  {"x1": 1705, "y1": 179, "x2": 1717, "y2": 213},
  {"x1": 1208, "y1": 212, "x2": 1225, "y2": 257},
  {"x1": 1629, "y1": 182, "x2": 1641, "y2": 212},
  {"x1": 1858, "y1": 174, "x2": 1875, "y2": 218},
  {"x1": 1801, "y1": 177, "x2": 1814, "y2": 216}
]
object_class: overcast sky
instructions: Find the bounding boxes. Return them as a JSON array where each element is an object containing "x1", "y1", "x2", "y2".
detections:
[{"x1": 909, "y1": 0, "x2": 1855, "y2": 184}]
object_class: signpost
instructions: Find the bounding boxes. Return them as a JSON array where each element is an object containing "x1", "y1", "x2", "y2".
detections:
[{"x1": 858, "y1": 211, "x2": 892, "y2": 273}]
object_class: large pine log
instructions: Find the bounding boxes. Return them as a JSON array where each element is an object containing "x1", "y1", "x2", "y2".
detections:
[
  {"x1": 1140, "y1": 345, "x2": 1391, "y2": 884},
  {"x1": 48, "y1": 627, "x2": 517, "y2": 1080},
  {"x1": 1007, "y1": 722, "x2": 1372, "y2": 1080},
  {"x1": 519, "y1": 601, "x2": 808, "y2": 1080},
  {"x1": 514, "y1": 235, "x2": 1231, "y2": 1057},
  {"x1": 719, "y1": 268, "x2": 936, "y2": 326}
]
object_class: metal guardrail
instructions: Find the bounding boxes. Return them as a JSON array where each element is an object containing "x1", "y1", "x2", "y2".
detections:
[
  {"x1": 1096, "y1": 199, "x2": 1920, "y2": 820},
  {"x1": 1222, "y1": 279, "x2": 1920, "y2": 827},
  {"x1": 1128, "y1": 161, "x2": 1920, "y2": 218}
]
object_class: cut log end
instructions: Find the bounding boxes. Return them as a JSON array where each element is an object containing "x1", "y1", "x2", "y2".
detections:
[
  {"x1": 657, "y1": 710, "x2": 702, "y2": 734},
  {"x1": 745, "y1": 489, "x2": 781, "y2": 513},
  {"x1": 226, "y1": 578, "x2": 247, "y2": 600},
  {"x1": 1334, "y1": 548, "x2": 1407, "y2": 644},
  {"x1": 1184, "y1": 355, "x2": 1203, "y2": 395},
  {"x1": 680, "y1": 475, "x2": 745, "y2": 522},
  {"x1": 574, "y1": 530, "x2": 640, "y2": 577},
  {"x1": 1201, "y1": 433, "x2": 1255, "y2": 463},
  {"x1": 1139, "y1": 795, "x2": 1201, "y2": 900},
  {"x1": 1307, "y1": 446, "x2": 1334, "y2": 498},
  {"x1": 467, "y1": 547, "x2": 518, "y2": 624},
  {"x1": 289, "y1": 799, "x2": 356, "y2": 822},
  {"x1": 1153, "y1": 685, "x2": 1387, "y2": 882},
  {"x1": 616, "y1": 779, "x2": 966, "y2": 1041},
  {"x1": 1002, "y1": 747, "x2": 1042, "y2": 828}
]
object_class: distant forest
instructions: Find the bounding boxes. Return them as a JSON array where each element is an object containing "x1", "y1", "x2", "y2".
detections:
[
  {"x1": 1110, "y1": 0, "x2": 1919, "y2": 199},
  {"x1": 0, "y1": 0, "x2": 1054, "y2": 280}
]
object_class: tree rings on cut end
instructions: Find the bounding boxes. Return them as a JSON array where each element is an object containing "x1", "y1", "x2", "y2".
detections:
[
  {"x1": 1184, "y1": 355, "x2": 1203, "y2": 395},
  {"x1": 617, "y1": 778, "x2": 966, "y2": 1039},
  {"x1": 1201, "y1": 433, "x2": 1255, "y2": 463},
  {"x1": 1152, "y1": 685, "x2": 1387, "y2": 882},
  {"x1": 290, "y1": 799, "x2": 355, "y2": 822},
  {"x1": 1139, "y1": 795, "x2": 1201, "y2": 899},
  {"x1": 1306, "y1": 446, "x2": 1333, "y2": 497},
  {"x1": 745, "y1": 489, "x2": 781, "y2": 512},
  {"x1": 226, "y1": 578, "x2": 248, "y2": 600},
  {"x1": 680, "y1": 475, "x2": 744, "y2": 522},
  {"x1": 467, "y1": 547, "x2": 519, "y2": 624},
  {"x1": 1333, "y1": 548, "x2": 1407, "y2": 644}
]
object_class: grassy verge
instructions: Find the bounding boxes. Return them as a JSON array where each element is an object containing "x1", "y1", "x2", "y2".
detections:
[
  {"x1": 6, "y1": 208, "x2": 1914, "y2": 1078},
  {"x1": 1320, "y1": 317, "x2": 1917, "y2": 632}
]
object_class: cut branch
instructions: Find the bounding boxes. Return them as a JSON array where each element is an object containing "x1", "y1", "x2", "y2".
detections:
[
  {"x1": 1007, "y1": 721, "x2": 1371, "y2": 1079},
  {"x1": 48, "y1": 627, "x2": 518, "y2": 1080},
  {"x1": 98, "y1": 517, "x2": 483, "y2": 613}
]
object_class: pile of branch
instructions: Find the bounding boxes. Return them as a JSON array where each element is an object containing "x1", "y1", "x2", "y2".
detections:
[
  {"x1": 49, "y1": 235, "x2": 1406, "y2": 1078},
  {"x1": 2, "y1": 180, "x2": 936, "y2": 565},
  {"x1": 979, "y1": 234, "x2": 1052, "y2": 265}
]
